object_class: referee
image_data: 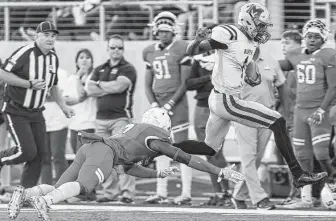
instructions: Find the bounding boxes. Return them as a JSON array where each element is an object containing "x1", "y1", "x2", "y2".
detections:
[{"x1": 0, "y1": 21, "x2": 74, "y2": 188}]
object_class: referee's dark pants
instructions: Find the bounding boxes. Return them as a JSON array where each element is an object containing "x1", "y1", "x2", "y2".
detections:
[{"x1": 0, "y1": 101, "x2": 47, "y2": 188}]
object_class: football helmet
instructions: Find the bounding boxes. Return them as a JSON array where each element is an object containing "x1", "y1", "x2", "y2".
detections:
[
  {"x1": 238, "y1": 2, "x2": 273, "y2": 44},
  {"x1": 149, "y1": 11, "x2": 179, "y2": 36},
  {"x1": 302, "y1": 19, "x2": 329, "y2": 42},
  {"x1": 141, "y1": 107, "x2": 172, "y2": 133},
  {"x1": 321, "y1": 183, "x2": 336, "y2": 210}
]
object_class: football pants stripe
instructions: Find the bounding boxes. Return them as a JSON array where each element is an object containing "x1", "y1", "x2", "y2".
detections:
[
  {"x1": 229, "y1": 95, "x2": 278, "y2": 122},
  {"x1": 1, "y1": 114, "x2": 23, "y2": 162},
  {"x1": 222, "y1": 94, "x2": 270, "y2": 127}
]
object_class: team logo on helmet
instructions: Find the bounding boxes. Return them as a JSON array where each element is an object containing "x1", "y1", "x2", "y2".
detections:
[
  {"x1": 238, "y1": 3, "x2": 272, "y2": 44},
  {"x1": 247, "y1": 4, "x2": 265, "y2": 19}
]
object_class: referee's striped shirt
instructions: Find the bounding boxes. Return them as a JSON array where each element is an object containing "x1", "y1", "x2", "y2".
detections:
[{"x1": 1, "y1": 42, "x2": 59, "y2": 110}]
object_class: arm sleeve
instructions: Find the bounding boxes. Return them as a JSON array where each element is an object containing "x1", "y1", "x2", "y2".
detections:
[{"x1": 149, "y1": 140, "x2": 191, "y2": 165}]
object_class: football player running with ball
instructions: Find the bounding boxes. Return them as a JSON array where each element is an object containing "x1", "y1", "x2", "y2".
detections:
[
  {"x1": 7, "y1": 108, "x2": 243, "y2": 221},
  {"x1": 186, "y1": 2, "x2": 327, "y2": 194},
  {"x1": 278, "y1": 20, "x2": 336, "y2": 209}
]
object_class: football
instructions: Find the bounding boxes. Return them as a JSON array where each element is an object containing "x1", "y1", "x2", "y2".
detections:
[
  {"x1": 245, "y1": 60, "x2": 258, "y2": 80},
  {"x1": 321, "y1": 183, "x2": 336, "y2": 210}
]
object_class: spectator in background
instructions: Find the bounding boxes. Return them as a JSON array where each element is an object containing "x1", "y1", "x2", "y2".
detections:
[
  {"x1": 231, "y1": 47, "x2": 287, "y2": 210},
  {"x1": 143, "y1": 11, "x2": 192, "y2": 205},
  {"x1": 0, "y1": 58, "x2": 9, "y2": 189},
  {"x1": 64, "y1": 49, "x2": 96, "y2": 154},
  {"x1": 186, "y1": 43, "x2": 232, "y2": 206},
  {"x1": 278, "y1": 30, "x2": 303, "y2": 204},
  {"x1": 87, "y1": 35, "x2": 137, "y2": 204},
  {"x1": 41, "y1": 67, "x2": 69, "y2": 185}
]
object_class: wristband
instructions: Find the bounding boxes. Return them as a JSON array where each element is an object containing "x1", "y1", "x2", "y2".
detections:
[
  {"x1": 168, "y1": 100, "x2": 175, "y2": 107},
  {"x1": 318, "y1": 107, "x2": 325, "y2": 114},
  {"x1": 29, "y1": 80, "x2": 33, "y2": 89},
  {"x1": 96, "y1": 81, "x2": 101, "y2": 87}
]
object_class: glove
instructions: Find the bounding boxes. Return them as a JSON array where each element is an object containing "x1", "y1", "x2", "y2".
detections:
[
  {"x1": 217, "y1": 164, "x2": 244, "y2": 184},
  {"x1": 157, "y1": 166, "x2": 180, "y2": 178},
  {"x1": 308, "y1": 107, "x2": 325, "y2": 125},
  {"x1": 162, "y1": 102, "x2": 174, "y2": 116},
  {"x1": 244, "y1": 71, "x2": 261, "y2": 87}
]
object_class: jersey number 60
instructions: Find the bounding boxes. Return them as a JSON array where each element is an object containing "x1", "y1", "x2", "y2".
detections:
[
  {"x1": 153, "y1": 60, "x2": 171, "y2": 79},
  {"x1": 297, "y1": 64, "x2": 316, "y2": 84}
]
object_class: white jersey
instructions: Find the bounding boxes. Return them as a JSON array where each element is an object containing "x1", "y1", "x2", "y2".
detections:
[{"x1": 211, "y1": 24, "x2": 257, "y2": 95}]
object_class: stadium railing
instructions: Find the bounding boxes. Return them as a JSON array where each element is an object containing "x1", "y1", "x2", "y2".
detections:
[{"x1": 0, "y1": 0, "x2": 219, "y2": 41}]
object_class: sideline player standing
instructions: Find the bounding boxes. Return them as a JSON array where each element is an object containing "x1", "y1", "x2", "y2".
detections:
[
  {"x1": 186, "y1": 2, "x2": 327, "y2": 188},
  {"x1": 7, "y1": 108, "x2": 243, "y2": 221},
  {"x1": 279, "y1": 20, "x2": 336, "y2": 209},
  {"x1": 143, "y1": 11, "x2": 193, "y2": 204},
  {"x1": 0, "y1": 21, "x2": 74, "y2": 188}
]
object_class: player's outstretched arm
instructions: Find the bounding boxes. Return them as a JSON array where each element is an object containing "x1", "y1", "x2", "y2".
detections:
[
  {"x1": 173, "y1": 140, "x2": 216, "y2": 156},
  {"x1": 125, "y1": 164, "x2": 179, "y2": 178},
  {"x1": 150, "y1": 139, "x2": 243, "y2": 183}
]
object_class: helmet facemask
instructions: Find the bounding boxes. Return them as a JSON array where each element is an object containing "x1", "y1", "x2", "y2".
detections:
[{"x1": 238, "y1": 3, "x2": 273, "y2": 44}]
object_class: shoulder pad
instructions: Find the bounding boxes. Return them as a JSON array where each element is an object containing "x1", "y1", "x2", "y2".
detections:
[{"x1": 211, "y1": 25, "x2": 238, "y2": 44}]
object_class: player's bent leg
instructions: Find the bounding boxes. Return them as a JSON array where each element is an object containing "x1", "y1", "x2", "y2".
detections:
[
  {"x1": 209, "y1": 90, "x2": 327, "y2": 187},
  {"x1": 312, "y1": 125, "x2": 336, "y2": 179},
  {"x1": 54, "y1": 144, "x2": 88, "y2": 188},
  {"x1": 204, "y1": 111, "x2": 231, "y2": 152}
]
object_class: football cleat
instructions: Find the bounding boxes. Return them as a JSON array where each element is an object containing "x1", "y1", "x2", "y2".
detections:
[
  {"x1": 30, "y1": 196, "x2": 50, "y2": 221},
  {"x1": 172, "y1": 195, "x2": 192, "y2": 205},
  {"x1": 144, "y1": 194, "x2": 169, "y2": 204},
  {"x1": 293, "y1": 171, "x2": 328, "y2": 188},
  {"x1": 8, "y1": 185, "x2": 25, "y2": 220}
]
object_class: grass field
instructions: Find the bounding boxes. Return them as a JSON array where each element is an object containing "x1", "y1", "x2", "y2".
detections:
[{"x1": 0, "y1": 204, "x2": 336, "y2": 221}]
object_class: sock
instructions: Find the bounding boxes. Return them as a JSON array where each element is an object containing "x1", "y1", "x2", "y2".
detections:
[
  {"x1": 24, "y1": 184, "x2": 56, "y2": 200},
  {"x1": 301, "y1": 184, "x2": 312, "y2": 203},
  {"x1": 156, "y1": 155, "x2": 170, "y2": 197},
  {"x1": 180, "y1": 164, "x2": 192, "y2": 198},
  {"x1": 43, "y1": 182, "x2": 81, "y2": 206},
  {"x1": 269, "y1": 117, "x2": 303, "y2": 178}
]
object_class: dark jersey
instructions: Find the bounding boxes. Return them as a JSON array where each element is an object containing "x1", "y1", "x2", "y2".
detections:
[
  {"x1": 285, "y1": 47, "x2": 336, "y2": 108},
  {"x1": 143, "y1": 40, "x2": 191, "y2": 93},
  {"x1": 107, "y1": 123, "x2": 171, "y2": 165}
]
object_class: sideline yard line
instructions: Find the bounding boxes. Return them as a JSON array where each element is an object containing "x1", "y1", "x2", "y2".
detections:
[{"x1": 0, "y1": 204, "x2": 335, "y2": 217}]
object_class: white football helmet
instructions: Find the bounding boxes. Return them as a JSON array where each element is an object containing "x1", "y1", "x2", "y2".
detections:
[
  {"x1": 302, "y1": 19, "x2": 329, "y2": 42},
  {"x1": 148, "y1": 11, "x2": 179, "y2": 36},
  {"x1": 141, "y1": 107, "x2": 171, "y2": 133},
  {"x1": 321, "y1": 183, "x2": 336, "y2": 210},
  {"x1": 238, "y1": 2, "x2": 273, "y2": 44}
]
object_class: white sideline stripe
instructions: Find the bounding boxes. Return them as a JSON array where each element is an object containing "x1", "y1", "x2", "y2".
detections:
[{"x1": 0, "y1": 205, "x2": 335, "y2": 217}]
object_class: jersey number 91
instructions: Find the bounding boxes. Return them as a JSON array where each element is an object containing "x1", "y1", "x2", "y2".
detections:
[{"x1": 153, "y1": 60, "x2": 171, "y2": 79}]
